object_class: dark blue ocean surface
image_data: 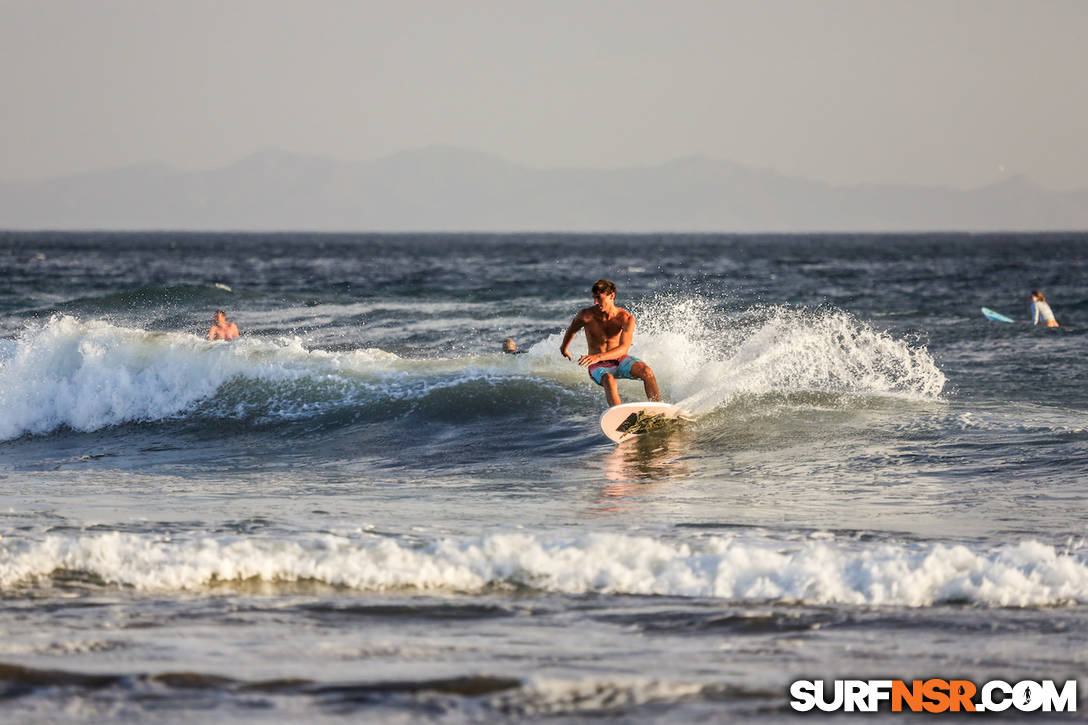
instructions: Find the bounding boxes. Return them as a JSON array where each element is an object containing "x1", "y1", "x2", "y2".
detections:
[{"x1": 1, "y1": 232, "x2": 1086, "y2": 722}]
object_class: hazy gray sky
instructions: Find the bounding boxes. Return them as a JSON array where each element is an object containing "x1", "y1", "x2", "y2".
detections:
[{"x1": 2, "y1": 0, "x2": 1086, "y2": 189}]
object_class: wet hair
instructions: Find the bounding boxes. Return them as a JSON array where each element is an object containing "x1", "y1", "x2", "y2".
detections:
[
  {"x1": 591, "y1": 279, "x2": 617, "y2": 296},
  {"x1": 1031, "y1": 290, "x2": 1046, "y2": 302},
  {"x1": 213, "y1": 310, "x2": 226, "y2": 321}
]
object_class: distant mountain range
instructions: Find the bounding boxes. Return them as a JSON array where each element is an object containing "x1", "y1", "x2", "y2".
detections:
[{"x1": 2, "y1": 146, "x2": 1086, "y2": 232}]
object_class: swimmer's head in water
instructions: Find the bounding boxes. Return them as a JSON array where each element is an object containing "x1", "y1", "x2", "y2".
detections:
[
  {"x1": 213, "y1": 310, "x2": 226, "y2": 323},
  {"x1": 502, "y1": 338, "x2": 517, "y2": 352}
]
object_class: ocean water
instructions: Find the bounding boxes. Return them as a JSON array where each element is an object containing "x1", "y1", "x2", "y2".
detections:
[{"x1": 0, "y1": 231, "x2": 1086, "y2": 722}]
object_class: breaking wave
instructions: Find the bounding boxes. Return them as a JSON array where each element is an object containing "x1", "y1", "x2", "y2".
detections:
[
  {"x1": 0, "y1": 301, "x2": 945, "y2": 441},
  {"x1": 0, "y1": 315, "x2": 567, "y2": 441},
  {"x1": 2, "y1": 529, "x2": 1083, "y2": 607}
]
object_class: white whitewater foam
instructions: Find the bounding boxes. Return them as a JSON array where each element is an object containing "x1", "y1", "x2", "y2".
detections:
[
  {"x1": 486, "y1": 677, "x2": 708, "y2": 717},
  {"x1": 0, "y1": 315, "x2": 398, "y2": 440},
  {"x1": 1, "y1": 530, "x2": 1084, "y2": 607},
  {"x1": 529, "y1": 298, "x2": 945, "y2": 413},
  {"x1": 641, "y1": 300, "x2": 945, "y2": 413}
]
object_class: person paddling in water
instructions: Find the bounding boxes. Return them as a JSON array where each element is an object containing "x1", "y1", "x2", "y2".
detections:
[
  {"x1": 208, "y1": 310, "x2": 240, "y2": 341},
  {"x1": 560, "y1": 279, "x2": 660, "y2": 407}
]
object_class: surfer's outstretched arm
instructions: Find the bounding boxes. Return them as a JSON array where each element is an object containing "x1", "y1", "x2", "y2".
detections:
[{"x1": 559, "y1": 316, "x2": 585, "y2": 360}]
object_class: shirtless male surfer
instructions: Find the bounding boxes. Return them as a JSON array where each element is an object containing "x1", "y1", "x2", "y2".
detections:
[
  {"x1": 208, "y1": 310, "x2": 240, "y2": 341},
  {"x1": 560, "y1": 279, "x2": 660, "y2": 407}
]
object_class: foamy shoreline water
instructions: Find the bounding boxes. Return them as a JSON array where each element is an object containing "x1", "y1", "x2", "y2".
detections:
[{"x1": 2, "y1": 528, "x2": 1085, "y2": 606}]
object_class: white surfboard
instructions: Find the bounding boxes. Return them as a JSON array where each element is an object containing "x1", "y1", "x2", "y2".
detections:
[{"x1": 599, "y1": 402, "x2": 691, "y2": 444}]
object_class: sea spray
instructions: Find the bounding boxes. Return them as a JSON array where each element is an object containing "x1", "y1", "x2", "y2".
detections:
[{"x1": 629, "y1": 298, "x2": 945, "y2": 413}]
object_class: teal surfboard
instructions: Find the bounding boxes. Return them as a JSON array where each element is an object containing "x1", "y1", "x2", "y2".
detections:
[{"x1": 981, "y1": 307, "x2": 1014, "y2": 323}]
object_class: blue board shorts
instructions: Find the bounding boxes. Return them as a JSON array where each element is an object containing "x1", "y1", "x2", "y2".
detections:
[{"x1": 588, "y1": 355, "x2": 641, "y2": 386}]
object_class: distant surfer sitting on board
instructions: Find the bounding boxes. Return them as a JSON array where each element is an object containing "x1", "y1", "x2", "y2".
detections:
[
  {"x1": 560, "y1": 279, "x2": 660, "y2": 407},
  {"x1": 1030, "y1": 290, "x2": 1059, "y2": 328},
  {"x1": 208, "y1": 310, "x2": 240, "y2": 341}
]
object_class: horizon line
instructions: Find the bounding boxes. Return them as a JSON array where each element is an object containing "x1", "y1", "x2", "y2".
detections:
[{"x1": 1, "y1": 145, "x2": 1071, "y2": 194}]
